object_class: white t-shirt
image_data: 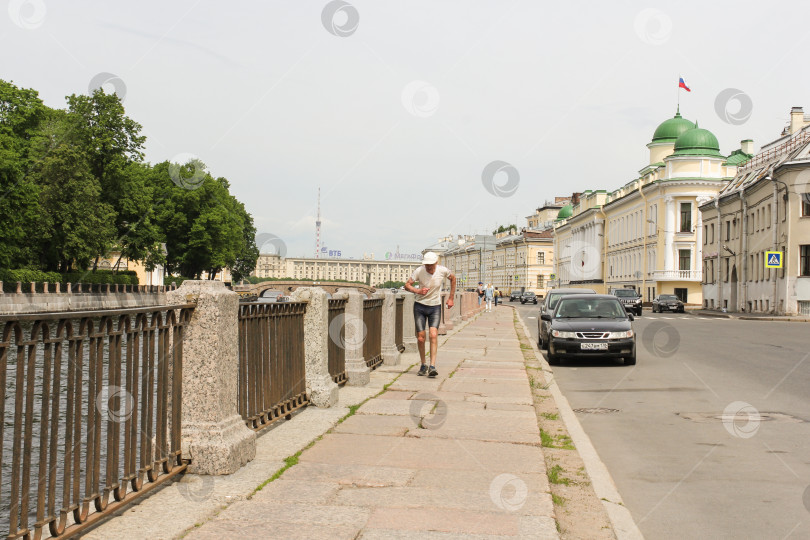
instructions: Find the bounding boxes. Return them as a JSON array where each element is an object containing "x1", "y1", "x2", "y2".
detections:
[{"x1": 410, "y1": 265, "x2": 452, "y2": 306}]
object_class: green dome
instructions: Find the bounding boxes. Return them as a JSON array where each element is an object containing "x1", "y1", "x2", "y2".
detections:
[
  {"x1": 652, "y1": 109, "x2": 696, "y2": 143},
  {"x1": 672, "y1": 125, "x2": 722, "y2": 157},
  {"x1": 556, "y1": 204, "x2": 573, "y2": 220}
]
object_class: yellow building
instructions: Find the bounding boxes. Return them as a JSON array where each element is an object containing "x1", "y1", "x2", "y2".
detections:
[
  {"x1": 254, "y1": 253, "x2": 419, "y2": 286},
  {"x1": 554, "y1": 108, "x2": 751, "y2": 304},
  {"x1": 700, "y1": 107, "x2": 810, "y2": 315}
]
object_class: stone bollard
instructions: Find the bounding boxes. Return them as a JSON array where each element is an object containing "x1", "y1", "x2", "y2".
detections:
[
  {"x1": 379, "y1": 290, "x2": 401, "y2": 366},
  {"x1": 443, "y1": 291, "x2": 454, "y2": 331},
  {"x1": 166, "y1": 280, "x2": 255, "y2": 475},
  {"x1": 438, "y1": 292, "x2": 448, "y2": 335},
  {"x1": 399, "y1": 292, "x2": 418, "y2": 362},
  {"x1": 291, "y1": 287, "x2": 339, "y2": 407},
  {"x1": 339, "y1": 288, "x2": 371, "y2": 386}
]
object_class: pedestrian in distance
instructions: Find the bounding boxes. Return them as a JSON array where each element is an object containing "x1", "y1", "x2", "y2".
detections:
[
  {"x1": 477, "y1": 281, "x2": 485, "y2": 308},
  {"x1": 484, "y1": 283, "x2": 494, "y2": 312},
  {"x1": 404, "y1": 252, "x2": 456, "y2": 378},
  {"x1": 494, "y1": 287, "x2": 500, "y2": 307}
]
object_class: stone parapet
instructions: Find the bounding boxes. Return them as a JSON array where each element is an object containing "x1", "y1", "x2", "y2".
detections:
[
  {"x1": 380, "y1": 290, "x2": 401, "y2": 366},
  {"x1": 166, "y1": 280, "x2": 255, "y2": 475},
  {"x1": 338, "y1": 288, "x2": 371, "y2": 386},
  {"x1": 291, "y1": 287, "x2": 339, "y2": 407}
]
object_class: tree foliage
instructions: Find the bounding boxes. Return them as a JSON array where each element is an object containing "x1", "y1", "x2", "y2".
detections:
[{"x1": 0, "y1": 79, "x2": 258, "y2": 279}]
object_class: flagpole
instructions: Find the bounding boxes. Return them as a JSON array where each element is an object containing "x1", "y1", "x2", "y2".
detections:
[{"x1": 677, "y1": 74, "x2": 680, "y2": 110}]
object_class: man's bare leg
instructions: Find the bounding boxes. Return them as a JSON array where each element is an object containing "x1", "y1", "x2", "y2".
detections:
[
  {"x1": 429, "y1": 327, "x2": 438, "y2": 367},
  {"x1": 417, "y1": 330, "x2": 427, "y2": 365}
]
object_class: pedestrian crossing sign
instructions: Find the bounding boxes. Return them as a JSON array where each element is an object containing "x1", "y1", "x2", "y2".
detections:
[{"x1": 765, "y1": 251, "x2": 783, "y2": 268}]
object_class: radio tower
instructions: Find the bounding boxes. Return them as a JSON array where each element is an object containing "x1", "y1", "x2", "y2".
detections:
[{"x1": 314, "y1": 187, "x2": 322, "y2": 258}]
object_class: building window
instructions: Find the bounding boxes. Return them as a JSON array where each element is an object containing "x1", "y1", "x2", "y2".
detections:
[
  {"x1": 801, "y1": 245, "x2": 810, "y2": 277},
  {"x1": 803, "y1": 196, "x2": 810, "y2": 217},
  {"x1": 710, "y1": 223, "x2": 715, "y2": 243},
  {"x1": 537, "y1": 252, "x2": 545, "y2": 264},
  {"x1": 703, "y1": 225, "x2": 707, "y2": 244},
  {"x1": 537, "y1": 274, "x2": 544, "y2": 288},
  {"x1": 680, "y1": 203, "x2": 692, "y2": 232},
  {"x1": 725, "y1": 221, "x2": 730, "y2": 241},
  {"x1": 679, "y1": 249, "x2": 691, "y2": 271}
]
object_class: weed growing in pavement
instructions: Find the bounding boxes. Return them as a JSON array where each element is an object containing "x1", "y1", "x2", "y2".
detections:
[
  {"x1": 548, "y1": 465, "x2": 571, "y2": 485},
  {"x1": 541, "y1": 412, "x2": 559, "y2": 421},
  {"x1": 552, "y1": 493, "x2": 567, "y2": 506},
  {"x1": 540, "y1": 429, "x2": 555, "y2": 447}
]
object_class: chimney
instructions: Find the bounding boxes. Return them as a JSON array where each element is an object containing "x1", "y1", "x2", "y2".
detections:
[
  {"x1": 571, "y1": 192, "x2": 582, "y2": 205},
  {"x1": 740, "y1": 139, "x2": 754, "y2": 155},
  {"x1": 790, "y1": 107, "x2": 805, "y2": 134}
]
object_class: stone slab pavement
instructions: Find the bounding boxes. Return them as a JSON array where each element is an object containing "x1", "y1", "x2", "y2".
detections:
[
  {"x1": 85, "y1": 308, "x2": 559, "y2": 539},
  {"x1": 183, "y1": 308, "x2": 558, "y2": 540}
]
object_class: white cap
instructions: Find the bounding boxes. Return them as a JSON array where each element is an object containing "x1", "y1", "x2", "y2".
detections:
[{"x1": 422, "y1": 251, "x2": 439, "y2": 265}]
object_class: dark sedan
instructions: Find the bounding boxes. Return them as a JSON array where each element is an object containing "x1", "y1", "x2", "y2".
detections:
[
  {"x1": 541, "y1": 294, "x2": 636, "y2": 366},
  {"x1": 509, "y1": 290, "x2": 522, "y2": 302},
  {"x1": 652, "y1": 294, "x2": 685, "y2": 313},
  {"x1": 520, "y1": 291, "x2": 538, "y2": 304}
]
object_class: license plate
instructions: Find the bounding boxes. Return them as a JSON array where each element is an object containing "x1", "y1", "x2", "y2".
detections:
[{"x1": 581, "y1": 343, "x2": 608, "y2": 350}]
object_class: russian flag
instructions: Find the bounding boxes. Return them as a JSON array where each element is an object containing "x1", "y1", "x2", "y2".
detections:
[{"x1": 679, "y1": 77, "x2": 691, "y2": 92}]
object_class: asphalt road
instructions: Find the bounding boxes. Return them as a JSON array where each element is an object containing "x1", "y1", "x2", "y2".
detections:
[{"x1": 512, "y1": 301, "x2": 810, "y2": 540}]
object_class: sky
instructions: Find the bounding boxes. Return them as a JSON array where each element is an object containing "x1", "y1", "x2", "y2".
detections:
[{"x1": 3, "y1": 0, "x2": 809, "y2": 260}]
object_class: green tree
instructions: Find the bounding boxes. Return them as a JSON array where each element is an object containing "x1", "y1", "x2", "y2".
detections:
[
  {"x1": 0, "y1": 80, "x2": 47, "y2": 268},
  {"x1": 30, "y1": 118, "x2": 116, "y2": 272},
  {"x1": 66, "y1": 90, "x2": 147, "y2": 269}
]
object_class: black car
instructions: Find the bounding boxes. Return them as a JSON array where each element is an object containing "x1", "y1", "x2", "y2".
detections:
[
  {"x1": 509, "y1": 290, "x2": 522, "y2": 302},
  {"x1": 520, "y1": 291, "x2": 538, "y2": 304},
  {"x1": 612, "y1": 288, "x2": 643, "y2": 316},
  {"x1": 541, "y1": 294, "x2": 636, "y2": 366},
  {"x1": 537, "y1": 288, "x2": 596, "y2": 349},
  {"x1": 652, "y1": 294, "x2": 685, "y2": 313}
]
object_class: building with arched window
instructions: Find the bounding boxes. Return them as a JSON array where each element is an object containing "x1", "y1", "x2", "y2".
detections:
[{"x1": 553, "y1": 107, "x2": 751, "y2": 305}]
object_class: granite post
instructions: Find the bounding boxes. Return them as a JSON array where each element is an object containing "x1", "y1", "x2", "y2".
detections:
[
  {"x1": 438, "y1": 292, "x2": 448, "y2": 335},
  {"x1": 399, "y1": 292, "x2": 419, "y2": 362},
  {"x1": 379, "y1": 290, "x2": 401, "y2": 366},
  {"x1": 339, "y1": 288, "x2": 371, "y2": 386},
  {"x1": 291, "y1": 287, "x2": 339, "y2": 407},
  {"x1": 166, "y1": 280, "x2": 255, "y2": 475}
]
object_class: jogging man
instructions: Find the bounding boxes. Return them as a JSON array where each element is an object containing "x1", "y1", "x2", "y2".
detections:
[{"x1": 404, "y1": 251, "x2": 456, "y2": 377}]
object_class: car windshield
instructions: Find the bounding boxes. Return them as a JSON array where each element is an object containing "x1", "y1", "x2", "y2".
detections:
[
  {"x1": 613, "y1": 290, "x2": 637, "y2": 297},
  {"x1": 524, "y1": 292, "x2": 534, "y2": 296},
  {"x1": 555, "y1": 298, "x2": 626, "y2": 319},
  {"x1": 660, "y1": 295, "x2": 679, "y2": 301}
]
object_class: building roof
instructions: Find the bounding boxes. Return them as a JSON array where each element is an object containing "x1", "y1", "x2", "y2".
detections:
[
  {"x1": 671, "y1": 124, "x2": 723, "y2": 157},
  {"x1": 556, "y1": 204, "x2": 573, "y2": 220},
  {"x1": 651, "y1": 108, "x2": 696, "y2": 143}
]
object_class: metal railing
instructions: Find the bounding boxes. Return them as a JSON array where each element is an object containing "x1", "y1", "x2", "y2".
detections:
[
  {"x1": 237, "y1": 302, "x2": 309, "y2": 431},
  {"x1": 0, "y1": 304, "x2": 193, "y2": 539},
  {"x1": 362, "y1": 298, "x2": 383, "y2": 370},
  {"x1": 395, "y1": 297, "x2": 404, "y2": 352},
  {"x1": 327, "y1": 299, "x2": 347, "y2": 385}
]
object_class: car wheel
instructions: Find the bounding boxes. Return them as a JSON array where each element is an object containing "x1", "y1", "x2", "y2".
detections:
[
  {"x1": 652, "y1": 305, "x2": 657, "y2": 313},
  {"x1": 624, "y1": 355, "x2": 636, "y2": 366},
  {"x1": 636, "y1": 308, "x2": 642, "y2": 316},
  {"x1": 547, "y1": 351, "x2": 559, "y2": 365}
]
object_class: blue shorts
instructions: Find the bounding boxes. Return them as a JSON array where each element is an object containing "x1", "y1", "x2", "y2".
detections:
[{"x1": 414, "y1": 302, "x2": 441, "y2": 333}]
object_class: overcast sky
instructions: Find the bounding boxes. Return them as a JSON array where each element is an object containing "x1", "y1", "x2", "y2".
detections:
[{"x1": 3, "y1": 1, "x2": 809, "y2": 260}]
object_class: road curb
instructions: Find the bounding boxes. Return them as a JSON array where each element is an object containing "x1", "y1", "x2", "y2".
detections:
[{"x1": 514, "y1": 310, "x2": 645, "y2": 540}]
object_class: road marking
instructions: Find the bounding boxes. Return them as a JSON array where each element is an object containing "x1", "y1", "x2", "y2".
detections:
[{"x1": 527, "y1": 316, "x2": 536, "y2": 319}]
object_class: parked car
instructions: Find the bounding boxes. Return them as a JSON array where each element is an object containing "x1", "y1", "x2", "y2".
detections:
[
  {"x1": 541, "y1": 294, "x2": 636, "y2": 366},
  {"x1": 537, "y1": 288, "x2": 596, "y2": 349},
  {"x1": 520, "y1": 291, "x2": 538, "y2": 304},
  {"x1": 652, "y1": 294, "x2": 684, "y2": 313},
  {"x1": 509, "y1": 290, "x2": 522, "y2": 302},
  {"x1": 611, "y1": 288, "x2": 643, "y2": 316}
]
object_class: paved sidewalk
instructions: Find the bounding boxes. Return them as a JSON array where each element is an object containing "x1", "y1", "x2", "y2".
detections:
[
  {"x1": 186, "y1": 308, "x2": 558, "y2": 539},
  {"x1": 690, "y1": 309, "x2": 810, "y2": 322}
]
